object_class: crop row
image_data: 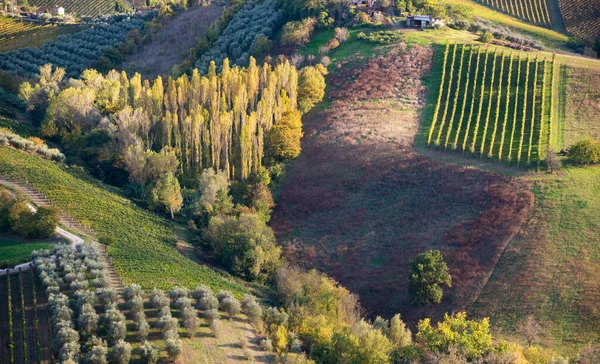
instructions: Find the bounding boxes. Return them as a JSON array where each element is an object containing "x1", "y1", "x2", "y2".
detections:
[
  {"x1": 557, "y1": 0, "x2": 600, "y2": 39},
  {"x1": 476, "y1": 0, "x2": 551, "y2": 27},
  {"x1": 0, "y1": 269, "x2": 52, "y2": 364},
  {"x1": 427, "y1": 44, "x2": 554, "y2": 166},
  {"x1": 28, "y1": 0, "x2": 116, "y2": 17},
  {"x1": 0, "y1": 16, "x2": 146, "y2": 78}
]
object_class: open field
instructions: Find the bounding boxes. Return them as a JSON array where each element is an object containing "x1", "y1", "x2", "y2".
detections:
[
  {"x1": 426, "y1": 43, "x2": 555, "y2": 166},
  {"x1": 28, "y1": 0, "x2": 117, "y2": 17},
  {"x1": 475, "y1": 0, "x2": 551, "y2": 27},
  {"x1": 0, "y1": 238, "x2": 54, "y2": 269},
  {"x1": 557, "y1": 0, "x2": 600, "y2": 40},
  {"x1": 0, "y1": 270, "x2": 53, "y2": 364},
  {"x1": 0, "y1": 17, "x2": 82, "y2": 52},
  {"x1": 0, "y1": 146, "x2": 247, "y2": 296},
  {"x1": 122, "y1": 5, "x2": 224, "y2": 79},
  {"x1": 472, "y1": 167, "x2": 600, "y2": 356},
  {"x1": 560, "y1": 65, "x2": 600, "y2": 148},
  {"x1": 272, "y1": 45, "x2": 533, "y2": 324}
]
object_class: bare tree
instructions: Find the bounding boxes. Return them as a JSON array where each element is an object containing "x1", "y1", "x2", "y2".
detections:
[
  {"x1": 518, "y1": 315, "x2": 543, "y2": 347},
  {"x1": 545, "y1": 147, "x2": 561, "y2": 173}
]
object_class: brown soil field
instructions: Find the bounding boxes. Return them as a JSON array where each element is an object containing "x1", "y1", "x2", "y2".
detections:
[
  {"x1": 122, "y1": 5, "x2": 224, "y2": 79},
  {"x1": 271, "y1": 45, "x2": 534, "y2": 324}
]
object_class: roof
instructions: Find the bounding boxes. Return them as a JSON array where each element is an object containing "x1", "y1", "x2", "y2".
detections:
[
  {"x1": 410, "y1": 15, "x2": 433, "y2": 21},
  {"x1": 36, "y1": 5, "x2": 63, "y2": 11}
]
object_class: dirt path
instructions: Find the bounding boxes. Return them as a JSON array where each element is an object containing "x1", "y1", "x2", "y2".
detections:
[{"x1": 546, "y1": 0, "x2": 567, "y2": 34}]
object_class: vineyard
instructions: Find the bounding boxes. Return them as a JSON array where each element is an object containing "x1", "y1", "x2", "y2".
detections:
[
  {"x1": 476, "y1": 0, "x2": 551, "y2": 27},
  {"x1": 28, "y1": 0, "x2": 118, "y2": 17},
  {"x1": 558, "y1": 0, "x2": 600, "y2": 39},
  {"x1": 427, "y1": 43, "x2": 554, "y2": 166},
  {"x1": 0, "y1": 146, "x2": 247, "y2": 296},
  {"x1": 0, "y1": 269, "x2": 53, "y2": 364},
  {"x1": 0, "y1": 16, "x2": 146, "y2": 78},
  {"x1": 0, "y1": 17, "x2": 82, "y2": 52}
]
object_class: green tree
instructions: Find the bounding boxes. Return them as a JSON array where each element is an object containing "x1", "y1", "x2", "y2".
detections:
[
  {"x1": 266, "y1": 110, "x2": 303, "y2": 162},
  {"x1": 31, "y1": 206, "x2": 59, "y2": 238},
  {"x1": 569, "y1": 138, "x2": 600, "y2": 165},
  {"x1": 408, "y1": 250, "x2": 452, "y2": 305},
  {"x1": 298, "y1": 65, "x2": 326, "y2": 114},
  {"x1": 149, "y1": 172, "x2": 183, "y2": 219},
  {"x1": 416, "y1": 312, "x2": 492, "y2": 360}
]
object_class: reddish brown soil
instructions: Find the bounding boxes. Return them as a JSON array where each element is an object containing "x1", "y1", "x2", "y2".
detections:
[{"x1": 271, "y1": 45, "x2": 533, "y2": 325}]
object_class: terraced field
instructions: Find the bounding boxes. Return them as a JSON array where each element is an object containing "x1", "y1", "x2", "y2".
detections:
[
  {"x1": 476, "y1": 0, "x2": 551, "y2": 27},
  {"x1": 427, "y1": 43, "x2": 555, "y2": 167}
]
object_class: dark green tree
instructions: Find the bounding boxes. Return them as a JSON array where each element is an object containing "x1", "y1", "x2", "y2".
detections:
[{"x1": 408, "y1": 250, "x2": 452, "y2": 305}]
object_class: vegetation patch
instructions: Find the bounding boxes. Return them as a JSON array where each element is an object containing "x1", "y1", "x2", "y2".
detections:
[
  {"x1": 0, "y1": 239, "x2": 54, "y2": 268},
  {"x1": 0, "y1": 18, "x2": 82, "y2": 52},
  {"x1": 0, "y1": 146, "x2": 247, "y2": 295},
  {"x1": 357, "y1": 30, "x2": 404, "y2": 44},
  {"x1": 474, "y1": 0, "x2": 552, "y2": 28}
]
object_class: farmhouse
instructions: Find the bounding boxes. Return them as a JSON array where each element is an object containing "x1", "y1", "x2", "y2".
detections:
[
  {"x1": 406, "y1": 15, "x2": 445, "y2": 28},
  {"x1": 136, "y1": 6, "x2": 160, "y2": 15},
  {"x1": 35, "y1": 5, "x2": 64, "y2": 16},
  {"x1": 350, "y1": 0, "x2": 376, "y2": 7}
]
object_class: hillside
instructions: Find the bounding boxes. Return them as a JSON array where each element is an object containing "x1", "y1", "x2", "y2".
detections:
[
  {"x1": 0, "y1": 18, "x2": 82, "y2": 52},
  {"x1": 28, "y1": 0, "x2": 119, "y2": 17},
  {"x1": 0, "y1": 146, "x2": 247, "y2": 296},
  {"x1": 271, "y1": 44, "x2": 534, "y2": 324},
  {"x1": 475, "y1": 0, "x2": 552, "y2": 28},
  {"x1": 122, "y1": 5, "x2": 224, "y2": 79}
]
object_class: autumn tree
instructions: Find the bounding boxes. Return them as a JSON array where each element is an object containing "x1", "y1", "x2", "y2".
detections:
[
  {"x1": 569, "y1": 138, "x2": 600, "y2": 165},
  {"x1": 266, "y1": 109, "x2": 303, "y2": 162},
  {"x1": 544, "y1": 147, "x2": 561, "y2": 173},
  {"x1": 518, "y1": 315, "x2": 542, "y2": 347},
  {"x1": 298, "y1": 65, "x2": 326, "y2": 114},
  {"x1": 408, "y1": 250, "x2": 452, "y2": 305}
]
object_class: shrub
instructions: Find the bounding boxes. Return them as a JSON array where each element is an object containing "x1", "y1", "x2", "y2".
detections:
[
  {"x1": 334, "y1": 27, "x2": 349, "y2": 43},
  {"x1": 166, "y1": 337, "x2": 183, "y2": 361},
  {"x1": 357, "y1": 30, "x2": 402, "y2": 44},
  {"x1": 408, "y1": 250, "x2": 452, "y2": 305},
  {"x1": 569, "y1": 138, "x2": 600, "y2": 165},
  {"x1": 260, "y1": 337, "x2": 273, "y2": 351},
  {"x1": 480, "y1": 31, "x2": 494, "y2": 43}
]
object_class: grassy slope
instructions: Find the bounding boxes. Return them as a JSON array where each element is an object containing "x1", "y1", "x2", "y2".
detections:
[
  {"x1": 0, "y1": 239, "x2": 53, "y2": 268},
  {"x1": 472, "y1": 166, "x2": 600, "y2": 356},
  {"x1": 437, "y1": 0, "x2": 568, "y2": 44},
  {"x1": 0, "y1": 146, "x2": 246, "y2": 296},
  {"x1": 0, "y1": 18, "x2": 83, "y2": 52}
]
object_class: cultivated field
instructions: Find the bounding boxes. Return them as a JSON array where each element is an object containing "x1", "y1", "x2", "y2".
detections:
[
  {"x1": 0, "y1": 146, "x2": 247, "y2": 296},
  {"x1": 0, "y1": 17, "x2": 82, "y2": 52},
  {"x1": 272, "y1": 45, "x2": 533, "y2": 323},
  {"x1": 561, "y1": 65, "x2": 600, "y2": 148},
  {"x1": 476, "y1": 0, "x2": 551, "y2": 27},
  {"x1": 122, "y1": 5, "x2": 224, "y2": 79},
  {"x1": 558, "y1": 0, "x2": 600, "y2": 40},
  {"x1": 0, "y1": 270, "x2": 53, "y2": 364},
  {"x1": 426, "y1": 43, "x2": 555, "y2": 166},
  {"x1": 28, "y1": 0, "x2": 117, "y2": 17}
]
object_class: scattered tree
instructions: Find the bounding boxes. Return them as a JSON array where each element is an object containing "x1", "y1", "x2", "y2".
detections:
[
  {"x1": 518, "y1": 315, "x2": 543, "y2": 347},
  {"x1": 409, "y1": 250, "x2": 452, "y2": 305}
]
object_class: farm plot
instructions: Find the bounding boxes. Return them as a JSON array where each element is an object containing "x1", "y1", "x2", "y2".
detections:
[
  {"x1": 558, "y1": 0, "x2": 600, "y2": 40},
  {"x1": 34, "y1": 272, "x2": 53, "y2": 363},
  {"x1": 10, "y1": 273, "x2": 25, "y2": 364},
  {"x1": 28, "y1": 0, "x2": 117, "y2": 17},
  {"x1": 0, "y1": 17, "x2": 82, "y2": 52},
  {"x1": 427, "y1": 43, "x2": 554, "y2": 167},
  {"x1": 476, "y1": 0, "x2": 551, "y2": 27},
  {"x1": 0, "y1": 275, "x2": 10, "y2": 364}
]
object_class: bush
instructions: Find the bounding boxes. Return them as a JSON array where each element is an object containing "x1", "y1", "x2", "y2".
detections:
[
  {"x1": 569, "y1": 138, "x2": 600, "y2": 165},
  {"x1": 221, "y1": 296, "x2": 242, "y2": 319},
  {"x1": 334, "y1": 27, "x2": 349, "y2": 43},
  {"x1": 409, "y1": 250, "x2": 452, "y2": 305},
  {"x1": 357, "y1": 30, "x2": 402, "y2": 44},
  {"x1": 480, "y1": 31, "x2": 494, "y2": 43},
  {"x1": 260, "y1": 337, "x2": 273, "y2": 351}
]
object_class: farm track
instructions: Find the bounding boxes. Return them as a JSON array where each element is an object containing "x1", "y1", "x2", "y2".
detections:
[
  {"x1": 22, "y1": 272, "x2": 38, "y2": 364},
  {"x1": 10, "y1": 274, "x2": 24, "y2": 364},
  {"x1": 34, "y1": 276, "x2": 52, "y2": 363},
  {"x1": 0, "y1": 276, "x2": 9, "y2": 364},
  {"x1": 0, "y1": 177, "x2": 125, "y2": 297}
]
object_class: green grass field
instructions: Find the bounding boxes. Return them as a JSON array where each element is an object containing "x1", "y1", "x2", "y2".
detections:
[
  {"x1": 475, "y1": 0, "x2": 552, "y2": 27},
  {"x1": 0, "y1": 238, "x2": 53, "y2": 268},
  {"x1": 472, "y1": 166, "x2": 600, "y2": 356},
  {"x1": 0, "y1": 146, "x2": 247, "y2": 296}
]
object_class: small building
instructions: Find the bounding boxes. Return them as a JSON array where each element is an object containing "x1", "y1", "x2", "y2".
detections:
[
  {"x1": 35, "y1": 5, "x2": 65, "y2": 16},
  {"x1": 351, "y1": 0, "x2": 375, "y2": 7},
  {"x1": 135, "y1": 6, "x2": 160, "y2": 15},
  {"x1": 406, "y1": 15, "x2": 445, "y2": 28}
]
